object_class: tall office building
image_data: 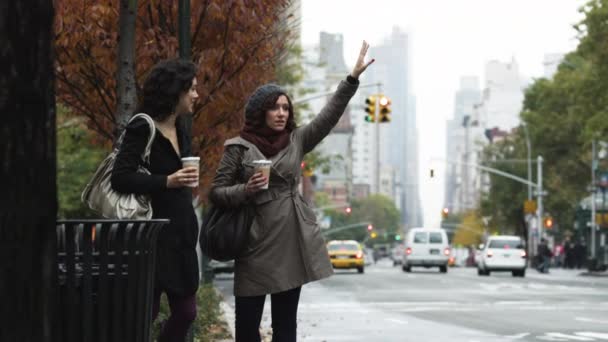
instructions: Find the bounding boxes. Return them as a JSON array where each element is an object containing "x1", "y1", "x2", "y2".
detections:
[
  {"x1": 446, "y1": 59, "x2": 529, "y2": 213},
  {"x1": 444, "y1": 77, "x2": 481, "y2": 213},
  {"x1": 302, "y1": 32, "x2": 354, "y2": 206},
  {"x1": 481, "y1": 59, "x2": 527, "y2": 132},
  {"x1": 352, "y1": 27, "x2": 422, "y2": 228}
]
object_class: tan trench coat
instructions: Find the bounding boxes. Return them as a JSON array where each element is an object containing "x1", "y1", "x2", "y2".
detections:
[{"x1": 210, "y1": 79, "x2": 359, "y2": 296}]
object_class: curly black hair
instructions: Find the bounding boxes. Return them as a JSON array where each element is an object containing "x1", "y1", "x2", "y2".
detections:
[
  {"x1": 249, "y1": 92, "x2": 297, "y2": 131},
  {"x1": 136, "y1": 59, "x2": 197, "y2": 121}
]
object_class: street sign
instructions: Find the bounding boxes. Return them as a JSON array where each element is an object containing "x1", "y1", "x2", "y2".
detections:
[{"x1": 524, "y1": 200, "x2": 537, "y2": 214}]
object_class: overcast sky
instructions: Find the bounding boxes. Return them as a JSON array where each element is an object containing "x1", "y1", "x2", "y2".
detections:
[{"x1": 301, "y1": 0, "x2": 586, "y2": 227}]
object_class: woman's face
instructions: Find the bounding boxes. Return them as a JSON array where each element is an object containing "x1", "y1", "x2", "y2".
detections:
[
  {"x1": 175, "y1": 77, "x2": 199, "y2": 115},
  {"x1": 265, "y1": 95, "x2": 290, "y2": 131}
]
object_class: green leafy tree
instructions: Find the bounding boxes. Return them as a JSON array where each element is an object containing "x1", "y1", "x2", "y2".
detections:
[
  {"x1": 481, "y1": 0, "x2": 608, "y2": 238},
  {"x1": 324, "y1": 194, "x2": 400, "y2": 242},
  {"x1": 56, "y1": 107, "x2": 107, "y2": 219}
]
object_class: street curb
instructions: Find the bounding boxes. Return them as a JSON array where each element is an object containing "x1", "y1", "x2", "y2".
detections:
[
  {"x1": 580, "y1": 271, "x2": 608, "y2": 277},
  {"x1": 219, "y1": 297, "x2": 236, "y2": 339}
]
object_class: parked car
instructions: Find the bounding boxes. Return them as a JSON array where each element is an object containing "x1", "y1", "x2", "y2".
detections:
[
  {"x1": 364, "y1": 248, "x2": 375, "y2": 266},
  {"x1": 401, "y1": 228, "x2": 450, "y2": 273},
  {"x1": 391, "y1": 244, "x2": 405, "y2": 266},
  {"x1": 209, "y1": 259, "x2": 234, "y2": 274},
  {"x1": 477, "y1": 235, "x2": 527, "y2": 277},
  {"x1": 327, "y1": 240, "x2": 365, "y2": 273}
]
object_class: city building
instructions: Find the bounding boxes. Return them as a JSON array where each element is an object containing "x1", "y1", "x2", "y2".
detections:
[
  {"x1": 445, "y1": 59, "x2": 529, "y2": 213},
  {"x1": 301, "y1": 32, "x2": 354, "y2": 207},
  {"x1": 444, "y1": 76, "x2": 481, "y2": 213},
  {"x1": 352, "y1": 26, "x2": 422, "y2": 228}
]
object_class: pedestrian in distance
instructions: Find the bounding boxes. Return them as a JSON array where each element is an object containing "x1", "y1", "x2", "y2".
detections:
[
  {"x1": 209, "y1": 41, "x2": 374, "y2": 342},
  {"x1": 536, "y1": 238, "x2": 553, "y2": 274},
  {"x1": 563, "y1": 236, "x2": 574, "y2": 269},
  {"x1": 575, "y1": 239, "x2": 587, "y2": 269},
  {"x1": 111, "y1": 59, "x2": 201, "y2": 342}
]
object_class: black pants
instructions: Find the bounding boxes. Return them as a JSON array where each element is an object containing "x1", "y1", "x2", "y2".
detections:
[{"x1": 235, "y1": 286, "x2": 301, "y2": 342}]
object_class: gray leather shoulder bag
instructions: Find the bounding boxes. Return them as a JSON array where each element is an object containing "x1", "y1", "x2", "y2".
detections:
[{"x1": 81, "y1": 113, "x2": 156, "y2": 219}]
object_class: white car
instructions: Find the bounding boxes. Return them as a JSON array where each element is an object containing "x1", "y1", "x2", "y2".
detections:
[
  {"x1": 391, "y1": 244, "x2": 405, "y2": 266},
  {"x1": 364, "y1": 248, "x2": 375, "y2": 266},
  {"x1": 477, "y1": 235, "x2": 527, "y2": 277},
  {"x1": 401, "y1": 228, "x2": 450, "y2": 273}
]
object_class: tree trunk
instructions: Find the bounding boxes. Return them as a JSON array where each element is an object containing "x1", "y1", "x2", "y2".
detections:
[
  {"x1": 115, "y1": 0, "x2": 138, "y2": 140},
  {"x1": 0, "y1": 1, "x2": 56, "y2": 341}
]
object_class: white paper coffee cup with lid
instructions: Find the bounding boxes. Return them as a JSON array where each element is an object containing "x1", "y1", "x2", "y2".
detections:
[
  {"x1": 252, "y1": 160, "x2": 272, "y2": 190},
  {"x1": 181, "y1": 156, "x2": 200, "y2": 188}
]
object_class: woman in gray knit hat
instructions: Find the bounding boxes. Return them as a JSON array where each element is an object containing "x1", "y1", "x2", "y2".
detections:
[{"x1": 210, "y1": 41, "x2": 374, "y2": 342}]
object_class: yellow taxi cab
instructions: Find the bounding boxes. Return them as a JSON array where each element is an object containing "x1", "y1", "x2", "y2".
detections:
[{"x1": 327, "y1": 240, "x2": 365, "y2": 273}]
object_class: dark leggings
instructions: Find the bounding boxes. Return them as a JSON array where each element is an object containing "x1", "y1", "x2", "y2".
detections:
[
  {"x1": 235, "y1": 286, "x2": 302, "y2": 342},
  {"x1": 152, "y1": 288, "x2": 197, "y2": 342}
]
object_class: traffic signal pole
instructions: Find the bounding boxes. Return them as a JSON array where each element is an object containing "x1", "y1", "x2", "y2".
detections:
[
  {"x1": 376, "y1": 84, "x2": 381, "y2": 194},
  {"x1": 434, "y1": 156, "x2": 544, "y2": 265}
]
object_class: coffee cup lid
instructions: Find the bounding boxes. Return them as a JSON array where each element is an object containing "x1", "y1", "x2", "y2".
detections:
[{"x1": 181, "y1": 156, "x2": 200, "y2": 161}]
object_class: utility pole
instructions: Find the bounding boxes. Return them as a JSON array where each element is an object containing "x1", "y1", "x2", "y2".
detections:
[
  {"x1": 375, "y1": 84, "x2": 382, "y2": 194},
  {"x1": 591, "y1": 139, "x2": 597, "y2": 261},
  {"x1": 536, "y1": 156, "x2": 544, "y2": 250},
  {"x1": 462, "y1": 115, "x2": 471, "y2": 210}
]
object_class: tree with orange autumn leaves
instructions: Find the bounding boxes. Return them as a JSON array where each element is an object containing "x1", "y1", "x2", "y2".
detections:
[{"x1": 54, "y1": 0, "x2": 297, "y2": 197}]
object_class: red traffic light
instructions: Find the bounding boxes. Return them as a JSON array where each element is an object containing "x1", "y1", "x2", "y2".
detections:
[
  {"x1": 441, "y1": 208, "x2": 449, "y2": 218},
  {"x1": 367, "y1": 224, "x2": 373, "y2": 231},
  {"x1": 345, "y1": 207, "x2": 352, "y2": 214}
]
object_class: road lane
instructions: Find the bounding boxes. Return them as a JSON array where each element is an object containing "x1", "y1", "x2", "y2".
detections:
[{"x1": 214, "y1": 259, "x2": 608, "y2": 341}]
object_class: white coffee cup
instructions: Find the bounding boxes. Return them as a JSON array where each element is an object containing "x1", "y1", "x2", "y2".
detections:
[
  {"x1": 181, "y1": 156, "x2": 200, "y2": 188},
  {"x1": 252, "y1": 160, "x2": 272, "y2": 190}
]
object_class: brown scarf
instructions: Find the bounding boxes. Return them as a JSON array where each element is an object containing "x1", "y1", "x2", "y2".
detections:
[{"x1": 240, "y1": 125, "x2": 290, "y2": 158}]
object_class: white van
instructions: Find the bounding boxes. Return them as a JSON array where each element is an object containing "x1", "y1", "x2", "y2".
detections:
[{"x1": 401, "y1": 228, "x2": 450, "y2": 273}]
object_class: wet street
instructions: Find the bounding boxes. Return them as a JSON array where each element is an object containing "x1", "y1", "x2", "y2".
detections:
[{"x1": 214, "y1": 259, "x2": 608, "y2": 341}]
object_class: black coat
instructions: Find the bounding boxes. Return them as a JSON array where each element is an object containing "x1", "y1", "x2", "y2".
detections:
[{"x1": 111, "y1": 116, "x2": 199, "y2": 297}]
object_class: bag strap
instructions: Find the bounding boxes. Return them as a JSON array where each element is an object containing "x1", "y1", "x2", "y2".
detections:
[{"x1": 116, "y1": 113, "x2": 156, "y2": 164}]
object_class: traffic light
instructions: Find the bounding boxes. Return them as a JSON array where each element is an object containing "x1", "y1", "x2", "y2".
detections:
[
  {"x1": 395, "y1": 234, "x2": 402, "y2": 241},
  {"x1": 441, "y1": 208, "x2": 449, "y2": 219},
  {"x1": 344, "y1": 207, "x2": 352, "y2": 214},
  {"x1": 367, "y1": 224, "x2": 373, "y2": 231},
  {"x1": 378, "y1": 95, "x2": 392, "y2": 122},
  {"x1": 544, "y1": 217, "x2": 554, "y2": 229},
  {"x1": 370, "y1": 232, "x2": 378, "y2": 239},
  {"x1": 364, "y1": 96, "x2": 376, "y2": 122}
]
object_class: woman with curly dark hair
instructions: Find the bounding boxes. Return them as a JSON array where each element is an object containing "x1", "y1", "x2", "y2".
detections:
[{"x1": 111, "y1": 58, "x2": 200, "y2": 341}]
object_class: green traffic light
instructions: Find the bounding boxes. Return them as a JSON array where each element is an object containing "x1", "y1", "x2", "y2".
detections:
[{"x1": 395, "y1": 235, "x2": 401, "y2": 241}]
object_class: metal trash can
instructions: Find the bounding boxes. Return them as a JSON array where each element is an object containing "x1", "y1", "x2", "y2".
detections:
[{"x1": 55, "y1": 219, "x2": 168, "y2": 342}]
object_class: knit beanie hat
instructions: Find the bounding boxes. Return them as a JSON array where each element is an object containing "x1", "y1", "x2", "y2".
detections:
[{"x1": 244, "y1": 83, "x2": 287, "y2": 122}]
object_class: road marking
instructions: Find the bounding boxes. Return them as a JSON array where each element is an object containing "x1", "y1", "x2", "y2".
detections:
[
  {"x1": 537, "y1": 333, "x2": 595, "y2": 341},
  {"x1": 384, "y1": 318, "x2": 408, "y2": 325},
  {"x1": 503, "y1": 333, "x2": 530, "y2": 339},
  {"x1": 494, "y1": 301, "x2": 543, "y2": 305},
  {"x1": 576, "y1": 317, "x2": 608, "y2": 324},
  {"x1": 575, "y1": 332, "x2": 608, "y2": 340}
]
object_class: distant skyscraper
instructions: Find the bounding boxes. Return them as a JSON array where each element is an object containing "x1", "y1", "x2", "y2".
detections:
[
  {"x1": 302, "y1": 32, "x2": 354, "y2": 207},
  {"x1": 319, "y1": 32, "x2": 348, "y2": 75},
  {"x1": 446, "y1": 59, "x2": 529, "y2": 213},
  {"x1": 352, "y1": 27, "x2": 422, "y2": 228},
  {"x1": 445, "y1": 77, "x2": 481, "y2": 213},
  {"x1": 481, "y1": 58, "x2": 527, "y2": 132}
]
